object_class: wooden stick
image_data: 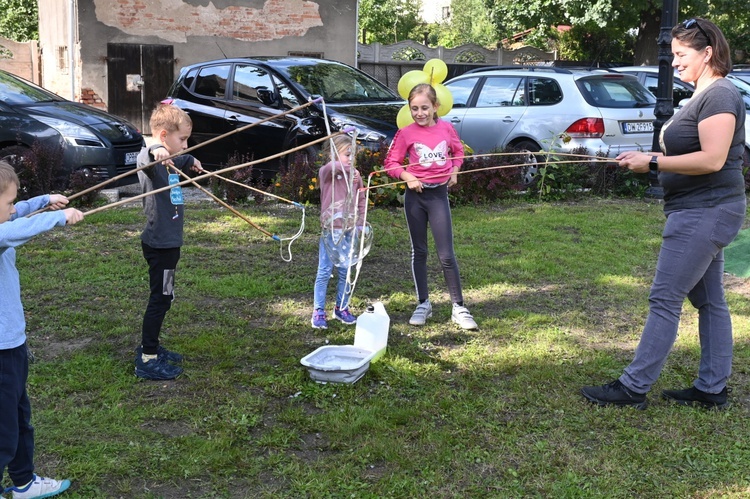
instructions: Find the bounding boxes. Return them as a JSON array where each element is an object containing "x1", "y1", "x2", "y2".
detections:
[
  {"x1": 366, "y1": 157, "x2": 614, "y2": 190},
  {"x1": 31, "y1": 97, "x2": 324, "y2": 213},
  {"x1": 84, "y1": 129, "x2": 350, "y2": 217},
  {"x1": 212, "y1": 173, "x2": 300, "y2": 206},
  {"x1": 170, "y1": 167, "x2": 274, "y2": 238}
]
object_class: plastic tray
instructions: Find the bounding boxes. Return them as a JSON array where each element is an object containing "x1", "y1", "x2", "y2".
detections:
[{"x1": 300, "y1": 345, "x2": 375, "y2": 384}]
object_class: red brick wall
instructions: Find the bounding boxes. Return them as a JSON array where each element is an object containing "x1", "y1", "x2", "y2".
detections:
[{"x1": 80, "y1": 87, "x2": 107, "y2": 109}]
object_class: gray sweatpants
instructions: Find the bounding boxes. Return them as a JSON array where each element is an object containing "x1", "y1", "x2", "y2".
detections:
[{"x1": 620, "y1": 200, "x2": 746, "y2": 394}]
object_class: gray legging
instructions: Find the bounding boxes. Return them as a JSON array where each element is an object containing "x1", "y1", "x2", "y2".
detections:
[{"x1": 403, "y1": 184, "x2": 464, "y2": 304}]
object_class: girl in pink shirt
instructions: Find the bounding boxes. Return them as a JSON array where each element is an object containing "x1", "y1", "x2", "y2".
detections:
[
  {"x1": 311, "y1": 135, "x2": 365, "y2": 329},
  {"x1": 384, "y1": 83, "x2": 477, "y2": 330}
]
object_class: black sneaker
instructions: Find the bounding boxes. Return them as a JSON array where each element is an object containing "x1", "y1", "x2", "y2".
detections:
[
  {"x1": 662, "y1": 386, "x2": 728, "y2": 409},
  {"x1": 581, "y1": 379, "x2": 648, "y2": 409},
  {"x1": 135, "y1": 345, "x2": 184, "y2": 364},
  {"x1": 135, "y1": 354, "x2": 183, "y2": 380}
]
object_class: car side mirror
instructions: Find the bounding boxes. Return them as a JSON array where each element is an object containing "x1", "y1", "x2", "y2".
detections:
[
  {"x1": 257, "y1": 87, "x2": 277, "y2": 106},
  {"x1": 676, "y1": 98, "x2": 690, "y2": 109}
]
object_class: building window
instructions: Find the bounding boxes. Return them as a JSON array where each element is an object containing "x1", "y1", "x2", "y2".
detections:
[
  {"x1": 57, "y1": 46, "x2": 69, "y2": 73},
  {"x1": 442, "y1": 6, "x2": 451, "y2": 19}
]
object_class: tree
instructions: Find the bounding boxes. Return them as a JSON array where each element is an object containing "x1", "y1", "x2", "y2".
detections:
[
  {"x1": 435, "y1": 0, "x2": 497, "y2": 48},
  {"x1": 358, "y1": 0, "x2": 422, "y2": 44},
  {"x1": 484, "y1": 0, "x2": 745, "y2": 65},
  {"x1": 0, "y1": 0, "x2": 38, "y2": 42}
]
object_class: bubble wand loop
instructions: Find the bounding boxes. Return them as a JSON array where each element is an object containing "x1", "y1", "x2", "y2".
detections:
[
  {"x1": 26, "y1": 97, "x2": 325, "y2": 217},
  {"x1": 204, "y1": 173, "x2": 307, "y2": 261},
  {"x1": 83, "y1": 128, "x2": 354, "y2": 218}
]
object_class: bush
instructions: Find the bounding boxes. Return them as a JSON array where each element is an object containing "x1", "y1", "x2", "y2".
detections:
[
  {"x1": 450, "y1": 151, "x2": 523, "y2": 205},
  {"x1": 354, "y1": 146, "x2": 404, "y2": 207},
  {"x1": 67, "y1": 170, "x2": 102, "y2": 207},
  {"x1": 208, "y1": 153, "x2": 259, "y2": 205},
  {"x1": 266, "y1": 150, "x2": 319, "y2": 205},
  {"x1": 13, "y1": 140, "x2": 64, "y2": 200}
]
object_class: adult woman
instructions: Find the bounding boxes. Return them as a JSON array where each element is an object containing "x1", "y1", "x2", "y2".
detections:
[{"x1": 582, "y1": 17, "x2": 746, "y2": 409}]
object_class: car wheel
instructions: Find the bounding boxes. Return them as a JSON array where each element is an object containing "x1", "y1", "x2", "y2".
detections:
[{"x1": 510, "y1": 140, "x2": 541, "y2": 185}]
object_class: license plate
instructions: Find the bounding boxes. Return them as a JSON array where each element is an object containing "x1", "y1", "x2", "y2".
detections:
[
  {"x1": 124, "y1": 151, "x2": 138, "y2": 164},
  {"x1": 623, "y1": 121, "x2": 654, "y2": 134}
]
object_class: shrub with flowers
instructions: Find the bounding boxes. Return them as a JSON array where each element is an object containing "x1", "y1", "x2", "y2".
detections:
[
  {"x1": 353, "y1": 145, "x2": 405, "y2": 207},
  {"x1": 265, "y1": 149, "x2": 320, "y2": 205}
]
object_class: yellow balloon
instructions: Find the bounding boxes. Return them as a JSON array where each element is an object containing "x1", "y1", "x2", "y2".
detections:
[
  {"x1": 397, "y1": 70, "x2": 430, "y2": 100},
  {"x1": 434, "y1": 83, "x2": 454, "y2": 117},
  {"x1": 396, "y1": 104, "x2": 414, "y2": 128},
  {"x1": 423, "y1": 59, "x2": 448, "y2": 85}
]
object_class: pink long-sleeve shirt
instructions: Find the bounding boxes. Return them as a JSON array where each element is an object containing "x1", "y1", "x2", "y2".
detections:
[
  {"x1": 318, "y1": 161, "x2": 366, "y2": 228},
  {"x1": 384, "y1": 119, "x2": 464, "y2": 184}
]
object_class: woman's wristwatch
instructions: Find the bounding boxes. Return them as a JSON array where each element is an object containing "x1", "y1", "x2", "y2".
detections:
[{"x1": 649, "y1": 156, "x2": 659, "y2": 172}]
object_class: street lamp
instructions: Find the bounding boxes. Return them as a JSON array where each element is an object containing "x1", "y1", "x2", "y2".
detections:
[{"x1": 647, "y1": 0, "x2": 679, "y2": 198}]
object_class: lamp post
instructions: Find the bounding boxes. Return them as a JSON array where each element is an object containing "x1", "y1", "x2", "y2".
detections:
[{"x1": 647, "y1": 0, "x2": 679, "y2": 198}]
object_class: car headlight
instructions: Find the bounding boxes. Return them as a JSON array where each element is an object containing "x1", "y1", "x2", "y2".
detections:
[
  {"x1": 330, "y1": 116, "x2": 386, "y2": 143},
  {"x1": 29, "y1": 115, "x2": 105, "y2": 148}
]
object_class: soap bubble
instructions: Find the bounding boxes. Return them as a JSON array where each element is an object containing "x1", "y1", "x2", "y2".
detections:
[{"x1": 321, "y1": 207, "x2": 373, "y2": 268}]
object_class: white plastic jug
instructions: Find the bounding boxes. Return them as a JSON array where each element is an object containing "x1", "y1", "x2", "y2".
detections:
[{"x1": 353, "y1": 302, "x2": 390, "y2": 362}]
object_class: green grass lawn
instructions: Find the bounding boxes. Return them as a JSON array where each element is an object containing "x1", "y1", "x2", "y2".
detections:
[{"x1": 12, "y1": 195, "x2": 750, "y2": 498}]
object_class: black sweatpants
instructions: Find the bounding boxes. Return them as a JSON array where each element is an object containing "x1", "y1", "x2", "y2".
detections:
[
  {"x1": 0, "y1": 344, "x2": 35, "y2": 487},
  {"x1": 141, "y1": 242, "x2": 180, "y2": 355},
  {"x1": 403, "y1": 184, "x2": 463, "y2": 304}
]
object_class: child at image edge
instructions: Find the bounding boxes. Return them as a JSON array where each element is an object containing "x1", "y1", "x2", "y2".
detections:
[
  {"x1": 311, "y1": 135, "x2": 366, "y2": 329},
  {"x1": 0, "y1": 160, "x2": 82, "y2": 498},
  {"x1": 384, "y1": 83, "x2": 477, "y2": 330},
  {"x1": 135, "y1": 104, "x2": 202, "y2": 380}
]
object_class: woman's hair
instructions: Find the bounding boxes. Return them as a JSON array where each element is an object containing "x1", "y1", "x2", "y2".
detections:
[
  {"x1": 149, "y1": 104, "x2": 193, "y2": 134},
  {"x1": 322, "y1": 134, "x2": 354, "y2": 159},
  {"x1": 408, "y1": 83, "x2": 440, "y2": 121},
  {"x1": 0, "y1": 160, "x2": 20, "y2": 194},
  {"x1": 672, "y1": 17, "x2": 732, "y2": 76}
]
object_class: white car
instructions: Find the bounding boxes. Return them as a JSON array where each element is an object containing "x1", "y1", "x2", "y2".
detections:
[
  {"x1": 613, "y1": 66, "x2": 750, "y2": 161},
  {"x1": 442, "y1": 66, "x2": 657, "y2": 182}
]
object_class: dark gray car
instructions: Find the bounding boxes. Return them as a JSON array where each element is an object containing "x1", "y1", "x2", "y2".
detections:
[
  {"x1": 0, "y1": 69, "x2": 144, "y2": 191},
  {"x1": 164, "y1": 56, "x2": 404, "y2": 178}
]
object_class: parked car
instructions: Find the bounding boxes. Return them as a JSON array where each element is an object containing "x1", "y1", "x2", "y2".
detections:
[
  {"x1": 613, "y1": 66, "x2": 750, "y2": 161},
  {"x1": 442, "y1": 66, "x2": 656, "y2": 183},
  {"x1": 731, "y1": 65, "x2": 750, "y2": 85},
  {"x1": 163, "y1": 56, "x2": 404, "y2": 179},
  {"x1": 0, "y1": 69, "x2": 144, "y2": 191}
]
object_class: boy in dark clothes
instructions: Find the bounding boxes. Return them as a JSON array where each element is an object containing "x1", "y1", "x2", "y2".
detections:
[{"x1": 135, "y1": 104, "x2": 202, "y2": 380}]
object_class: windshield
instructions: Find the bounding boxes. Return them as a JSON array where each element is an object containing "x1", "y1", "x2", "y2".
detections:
[
  {"x1": 0, "y1": 71, "x2": 65, "y2": 105},
  {"x1": 276, "y1": 62, "x2": 400, "y2": 103}
]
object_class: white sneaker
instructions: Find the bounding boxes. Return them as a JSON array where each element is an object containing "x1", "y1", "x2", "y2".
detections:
[
  {"x1": 452, "y1": 303, "x2": 478, "y2": 330},
  {"x1": 7, "y1": 474, "x2": 71, "y2": 499},
  {"x1": 409, "y1": 300, "x2": 432, "y2": 326}
]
